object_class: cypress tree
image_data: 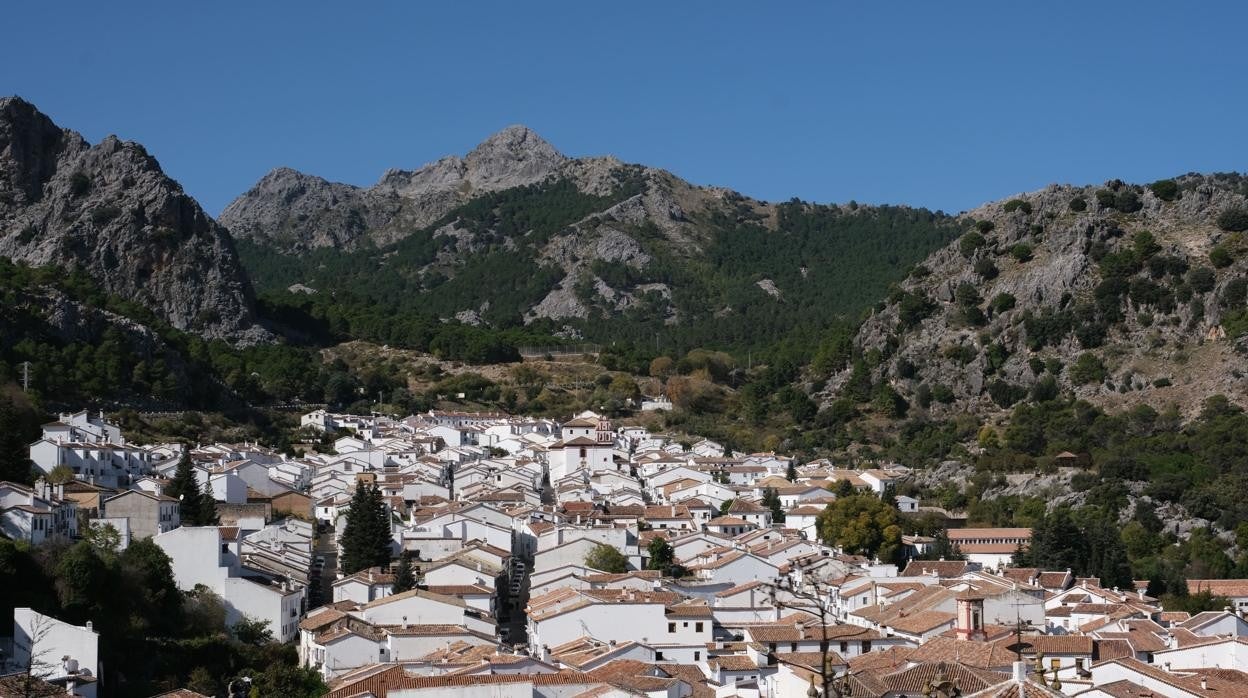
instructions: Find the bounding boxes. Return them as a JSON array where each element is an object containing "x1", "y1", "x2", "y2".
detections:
[
  {"x1": 0, "y1": 397, "x2": 33, "y2": 485},
  {"x1": 164, "y1": 447, "x2": 201, "y2": 524},
  {"x1": 392, "y1": 550, "x2": 415, "y2": 593},
  {"x1": 341, "y1": 482, "x2": 391, "y2": 575},
  {"x1": 197, "y1": 480, "x2": 220, "y2": 526},
  {"x1": 785, "y1": 460, "x2": 797, "y2": 482}
]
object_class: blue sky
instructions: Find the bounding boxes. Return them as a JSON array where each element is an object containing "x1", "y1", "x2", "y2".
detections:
[{"x1": 2, "y1": 2, "x2": 1244, "y2": 216}]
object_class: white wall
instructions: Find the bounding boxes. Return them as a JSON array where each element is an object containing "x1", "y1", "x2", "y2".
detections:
[{"x1": 13, "y1": 608, "x2": 99, "y2": 681}]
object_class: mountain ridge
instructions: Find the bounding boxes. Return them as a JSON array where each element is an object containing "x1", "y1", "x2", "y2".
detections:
[
  {"x1": 0, "y1": 96, "x2": 268, "y2": 344},
  {"x1": 823, "y1": 173, "x2": 1248, "y2": 419}
]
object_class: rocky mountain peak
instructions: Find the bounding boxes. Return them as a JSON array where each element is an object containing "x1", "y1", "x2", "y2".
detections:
[
  {"x1": 463, "y1": 124, "x2": 567, "y2": 187},
  {"x1": 0, "y1": 96, "x2": 268, "y2": 343}
]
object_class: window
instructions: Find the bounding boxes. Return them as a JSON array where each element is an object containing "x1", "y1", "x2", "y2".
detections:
[
  {"x1": 579, "y1": 447, "x2": 587, "y2": 458},
  {"x1": 694, "y1": 651, "x2": 701, "y2": 661},
  {"x1": 696, "y1": 622, "x2": 704, "y2": 632},
  {"x1": 668, "y1": 623, "x2": 676, "y2": 633},
  {"x1": 862, "y1": 640, "x2": 872, "y2": 652},
  {"x1": 791, "y1": 642, "x2": 798, "y2": 652},
  {"x1": 1050, "y1": 658, "x2": 1060, "y2": 672},
  {"x1": 221, "y1": 544, "x2": 229, "y2": 553},
  {"x1": 655, "y1": 651, "x2": 664, "y2": 660},
  {"x1": 840, "y1": 642, "x2": 848, "y2": 653}
]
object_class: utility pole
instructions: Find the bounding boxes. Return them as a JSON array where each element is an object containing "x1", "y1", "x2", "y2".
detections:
[{"x1": 20, "y1": 361, "x2": 31, "y2": 392}]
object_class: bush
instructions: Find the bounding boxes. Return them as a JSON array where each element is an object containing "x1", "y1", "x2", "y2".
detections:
[
  {"x1": 988, "y1": 380, "x2": 1028, "y2": 408},
  {"x1": 1069, "y1": 352, "x2": 1107, "y2": 384},
  {"x1": 976, "y1": 220, "x2": 996, "y2": 233},
  {"x1": 1153, "y1": 377, "x2": 1172, "y2": 388},
  {"x1": 1010, "y1": 243, "x2": 1034, "y2": 262},
  {"x1": 1217, "y1": 207, "x2": 1248, "y2": 232},
  {"x1": 1003, "y1": 199, "x2": 1033, "y2": 215},
  {"x1": 1069, "y1": 197, "x2": 1088, "y2": 212},
  {"x1": 1095, "y1": 190, "x2": 1117, "y2": 209},
  {"x1": 1115, "y1": 190, "x2": 1143, "y2": 213},
  {"x1": 1149, "y1": 179, "x2": 1179, "y2": 201},
  {"x1": 91, "y1": 206, "x2": 122, "y2": 225},
  {"x1": 959, "y1": 232, "x2": 987, "y2": 259},
  {"x1": 931, "y1": 384, "x2": 955, "y2": 403},
  {"x1": 1188, "y1": 266, "x2": 1216, "y2": 293},
  {"x1": 1210, "y1": 245, "x2": 1234, "y2": 269},
  {"x1": 974, "y1": 258, "x2": 999, "y2": 279},
  {"x1": 990, "y1": 292, "x2": 1016, "y2": 314},
  {"x1": 69, "y1": 172, "x2": 92, "y2": 198}
]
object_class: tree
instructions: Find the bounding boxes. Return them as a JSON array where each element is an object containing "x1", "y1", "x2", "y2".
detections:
[
  {"x1": 786, "y1": 460, "x2": 797, "y2": 482},
  {"x1": 247, "y1": 661, "x2": 327, "y2": 698},
  {"x1": 392, "y1": 550, "x2": 416, "y2": 593},
  {"x1": 916, "y1": 530, "x2": 966, "y2": 561},
  {"x1": 762, "y1": 487, "x2": 786, "y2": 523},
  {"x1": 0, "y1": 397, "x2": 33, "y2": 484},
  {"x1": 585, "y1": 544, "x2": 629, "y2": 573},
  {"x1": 340, "y1": 482, "x2": 392, "y2": 575},
  {"x1": 647, "y1": 537, "x2": 675, "y2": 572},
  {"x1": 164, "y1": 446, "x2": 202, "y2": 524},
  {"x1": 816, "y1": 494, "x2": 903, "y2": 563},
  {"x1": 719, "y1": 498, "x2": 735, "y2": 514},
  {"x1": 831, "y1": 479, "x2": 856, "y2": 498},
  {"x1": 197, "y1": 480, "x2": 220, "y2": 526}
]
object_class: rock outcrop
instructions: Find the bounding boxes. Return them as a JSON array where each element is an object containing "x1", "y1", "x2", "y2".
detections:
[
  {"x1": 0, "y1": 96, "x2": 267, "y2": 343},
  {"x1": 825, "y1": 174, "x2": 1248, "y2": 418},
  {"x1": 222, "y1": 125, "x2": 572, "y2": 251}
]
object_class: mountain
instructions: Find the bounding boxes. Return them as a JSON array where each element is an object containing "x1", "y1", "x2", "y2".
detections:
[
  {"x1": 224, "y1": 128, "x2": 961, "y2": 354},
  {"x1": 0, "y1": 96, "x2": 267, "y2": 343},
  {"x1": 220, "y1": 125, "x2": 574, "y2": 251},
  {"x1": 826, "y1": 174, "x2": 1248, "y2": 418}
]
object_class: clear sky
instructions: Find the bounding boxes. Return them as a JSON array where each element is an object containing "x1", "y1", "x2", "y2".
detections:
[{"x1": 3, "y1": 2, "x2": 1245, "y2": 216}]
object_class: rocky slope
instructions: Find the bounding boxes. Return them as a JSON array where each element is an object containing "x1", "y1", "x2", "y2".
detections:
[
  {"x1": 222, "y1": 125, "x2": 586, "y2": 251},
  {"x1": 0, "y1": 97, "x2": 267, "y2": 343},
  {"x1": 825, "y1": 174, "x2": 1248, "y2": 418},
  {"x1": 223, "y1": 127, "x2": 957, "y2": 343}
]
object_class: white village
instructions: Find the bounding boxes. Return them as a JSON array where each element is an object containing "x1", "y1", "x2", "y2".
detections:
[{"x1": 3, "y1": 407, "x2": 1245, "y2": 698}]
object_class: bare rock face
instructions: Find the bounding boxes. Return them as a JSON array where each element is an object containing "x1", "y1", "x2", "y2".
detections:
[
  {"x1": 223, "y1": 125, "x2": 570, "y2": 251},
  {"x1": 0, "y1": 97, "x2": 268, "y2": 343}
]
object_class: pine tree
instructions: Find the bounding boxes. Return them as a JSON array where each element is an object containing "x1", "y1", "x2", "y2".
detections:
[
  {"x1": 785, "y1": 460, "x2": 797, "y2": 482},
  {"x1": 371, "y1": 484, "x2": 393, "y2": 568},
  {"x1": 164, "y1": 446, "x2": 201, "y2": 524},
  {"x1": 197, "y1": 480, "x2": 220, "y2": 526},
  {"x1": 341, "y1": 482, "x2": 391, "y2": 575},
  {"x1": 0, "y1": 397, "x2": 33, "y2": 485},
  {"x1": 763, "y1": 487, "x2": 786, "y2": 523},
  {"x1": 392, "y1": 550, "x2": 416, "y2": 593}
]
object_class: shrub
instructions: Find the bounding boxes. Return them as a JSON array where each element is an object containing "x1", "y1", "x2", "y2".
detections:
[
  {"x1": 1152, "y1": 377, "x2": 1172, "y2": 388},
  {"x1": 976, "y1": 220, "x2": 996, "y2": 233},
  {"x1": 1069, "y1": 197, "x2": 1088, "y2": 212},
  {"x1": 1210, "y1": 245, "x2": 1234, "y2": 269},
  {"x1": 1003, "y1": 199, "x2": 1033, "y2": 215},
  {"x1": 1220, "y1": 278, "x2": 1248, "y2": 309},
  {"x1": 91, "y1": 206, "x2": 122, "y2": 225},
  {"x1": 955, "y1": 282, "x2": 982, "y2": 308},
  {"x1": 1149, "y1": 179, "x2": 1179, "y2": 201},
  {"x1": 974, "y1": 258, "x2": 999, "y2": 279},
  {"x1": 959, "y1": 232, "x2": 986, "y2": 258},
  {"x1": 1115, "y1": 190, "x2": 1143, "y2": 213},
  {"x1": 1010, "y1": 243, "x2": 1034, "y2": 262},
  {"x1": 1216, "y1": 207, "x2": 1248, "y2": 232},
  {"x1": 988, "y1": 380, "x2": 1027, "y2": 408},
  {"x1": 1031, "y1": 375, "x2": 1059, "y2": 402},
  {"x1": 1069, "y1": 352, "x2": 1107, "y2": 384},
  {"x1": 990, "y1": 292, "x2": 1016, "y2": 314},
  {"x1": 1188, "y1": 266, "x2": 1216, "y2": 293},
  {"x1": 69, "y1": 172, "x2": 92, "y2": 198},
  {"x1": 931, "y1": 384, "x2": 955, "y2": 403},
  {"x1": 1095, "y1": 190, "x2": 1117, "y2": 209},
  {"x1": 943, "y1": 344, "x2": 977, "y2": 365},
  {"x1": 1028, "y1": 357, "x2": 1045, "y2": 375}
]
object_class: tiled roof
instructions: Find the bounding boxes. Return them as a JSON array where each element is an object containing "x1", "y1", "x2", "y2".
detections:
[
  {"x1": 325, "y1": 667, "x2": 597, "y2": 698},
  {"x1": 709, "y1": 654, "x2": 758, "y2": 671}
]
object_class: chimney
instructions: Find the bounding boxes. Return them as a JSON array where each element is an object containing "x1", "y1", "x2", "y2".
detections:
[
  {"x1": 1012, "y1": 660, "x2": 1027, "y2": 682},
  {"x1": 1201, "y1": 677, "x2": 1208, "y2": 691}
]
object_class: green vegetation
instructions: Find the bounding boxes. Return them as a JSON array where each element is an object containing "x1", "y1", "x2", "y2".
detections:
[
  {"x1": 1069, "y1": 196, "x2": 1087, "y2": 212},
  {"x1": 585, "y1": 543, "x2": 629, "y2": 573},
  {"x1": 339, "y1": 482, "x2": 392, "y2": 575},
  {"x1": 1149, "y1": 179, "x2": 1179, "y2": 202},
  {"x1": 392, "y1": 550, "x2": 416, "y2": 593},
  {"x1": 0, "y1": 536, "x2": 323, "y2": 696},
  {"x1": 817, "y1": 493, "x2": 903, "y2": 564},
  {"x1": 1217, "y1": 207, "x2": 1248, "y2": 232}
]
